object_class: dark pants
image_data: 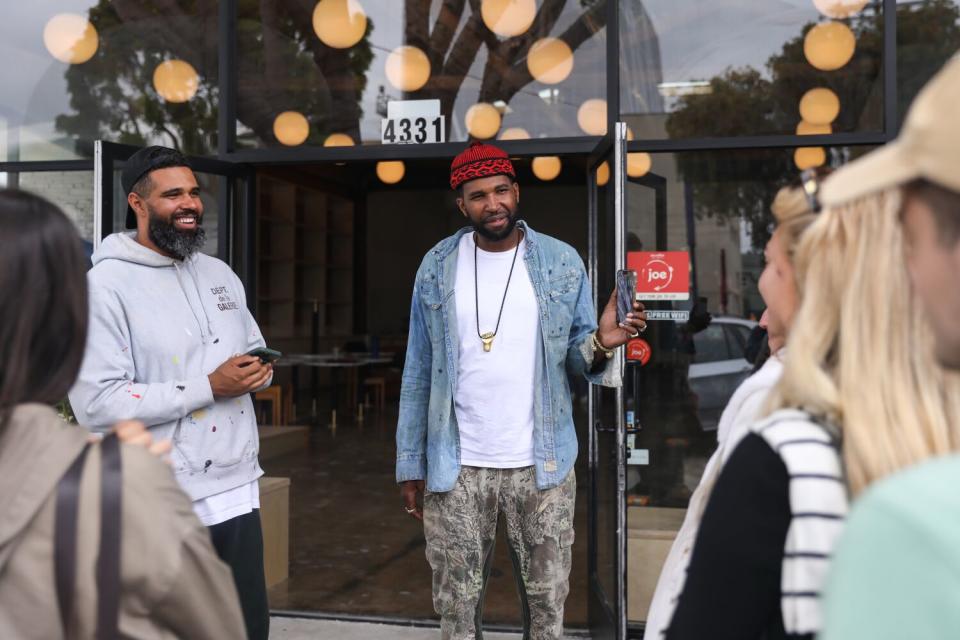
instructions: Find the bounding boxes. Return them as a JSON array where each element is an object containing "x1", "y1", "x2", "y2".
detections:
[{"x1": 208, "y1": 510, "x2": 270, "y2": 640}]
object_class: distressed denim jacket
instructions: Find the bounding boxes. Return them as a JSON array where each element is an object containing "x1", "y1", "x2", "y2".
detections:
[{"x1": 396, "y1": 221, "x2": 621, "y2": 493}]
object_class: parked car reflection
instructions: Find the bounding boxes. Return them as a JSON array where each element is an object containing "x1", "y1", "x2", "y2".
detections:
[{"x1": 686, "y1": 316, "x2": 758, "y2": 432}]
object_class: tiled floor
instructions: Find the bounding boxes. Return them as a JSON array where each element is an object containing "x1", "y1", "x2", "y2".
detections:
[{"x1": 260, "y1": 409, "x2": 590, "y2": 629}]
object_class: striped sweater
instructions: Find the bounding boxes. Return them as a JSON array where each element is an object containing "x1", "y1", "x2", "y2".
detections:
[
  {"x1": 754, "y1": 409, "x2": 848, "y2": 636},
  {"x1": 667, "y1": 409, "x2": 848, "y2": 640}
]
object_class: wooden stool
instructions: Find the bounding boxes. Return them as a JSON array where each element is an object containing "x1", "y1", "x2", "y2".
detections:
[
  {"x1": 363, "y1": 377, "x2": 386, "y2": 413},
  {"x1": 255, "y1": 385, "x2": 284, "y2": 425}
]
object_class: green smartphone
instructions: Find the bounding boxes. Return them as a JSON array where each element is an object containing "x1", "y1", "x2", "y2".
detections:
[{"x1": 246, "y1": 347, "x2": 283, "y2": 363}]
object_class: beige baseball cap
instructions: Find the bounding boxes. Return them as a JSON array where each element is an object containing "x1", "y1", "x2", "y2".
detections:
[{"x1": 821, "y1": 54, "x2": 960, "y2": 206}]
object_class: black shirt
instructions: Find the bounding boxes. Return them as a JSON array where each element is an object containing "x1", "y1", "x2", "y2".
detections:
[{"x1": 665, "y1": 433, "x2": 811, "y2": 640}]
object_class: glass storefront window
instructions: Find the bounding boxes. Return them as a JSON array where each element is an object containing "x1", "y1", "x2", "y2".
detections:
[
  {"x1": 896, "y1": 0, "x2": 960, "y2": 127},
  {"x1": 619, "y1": 1, "x2": 885, "y2": 139},
  {"x1": 1, "y1": 2, "x2": 219, "y2": 161},
  {"x1": 622, "y1": 145, "x2": 874, "y2": 623},
  {"x1": 236, "y1": 0, "x2": 608, "y2": 149}
]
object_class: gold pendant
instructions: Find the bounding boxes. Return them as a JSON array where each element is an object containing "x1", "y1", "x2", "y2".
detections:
[{"x1": 480, "y1": 332, "x2": 495, "y2": 352}]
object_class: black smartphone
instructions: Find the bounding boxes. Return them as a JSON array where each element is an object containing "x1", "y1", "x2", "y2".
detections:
[
  {"x1": 246, "y1": 347, "x2": 283, "y2": 364},
  {"x1": 616, "y1": 269, "x2": 637, "y2": 326}
]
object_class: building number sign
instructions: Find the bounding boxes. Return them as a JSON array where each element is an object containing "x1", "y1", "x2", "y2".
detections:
[
  {"x1": 382, "y1": 116, "x2": 445, "y2": 144},
  {"x1": 381, "y1": 99, "x2": 446, "y2": 145}
]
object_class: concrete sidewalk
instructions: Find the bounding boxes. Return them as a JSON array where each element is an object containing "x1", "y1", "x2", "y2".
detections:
[{"x1": 270, "y1": 617, "x2": 524, "y2": 639}]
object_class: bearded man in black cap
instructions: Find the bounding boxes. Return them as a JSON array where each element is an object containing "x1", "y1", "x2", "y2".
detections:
[{"x1": 69, "y1": 146, "x2": 272, "y2": 640}]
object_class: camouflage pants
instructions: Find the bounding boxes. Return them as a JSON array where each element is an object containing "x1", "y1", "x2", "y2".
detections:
[{"x1": 423, "y1": 466, "x2": 576, "y2": 640}]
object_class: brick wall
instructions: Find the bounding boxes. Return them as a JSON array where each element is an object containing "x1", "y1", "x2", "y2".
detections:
[{"x1": 19, "y1": 171, "x2": 95, "y2": 241}]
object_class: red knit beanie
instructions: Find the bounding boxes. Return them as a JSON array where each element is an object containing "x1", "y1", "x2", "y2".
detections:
[{"x1": 449, "y1": 141, "x2": 516, "y2": 190}]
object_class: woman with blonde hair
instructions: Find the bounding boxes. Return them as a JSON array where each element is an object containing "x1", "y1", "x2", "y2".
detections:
[
  {"x1": 666, "y1": 180, "x2": 960, "y2": 640},
  {"x1": 644, "y1": 174, "x2": 822, "y2": 640}
]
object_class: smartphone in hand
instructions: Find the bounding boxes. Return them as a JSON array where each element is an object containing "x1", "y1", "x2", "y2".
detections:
[
  {"x1": 616, "y1": 269, "x2": 637, "y2": 326},
  {"x1": 246, "y1": 347, "x2": 283, "y2": 364}
]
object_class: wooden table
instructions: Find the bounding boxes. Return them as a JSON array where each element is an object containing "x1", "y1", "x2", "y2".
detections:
[{"x1": 276, "y1": 353, "x2": 394, "y2": 421}]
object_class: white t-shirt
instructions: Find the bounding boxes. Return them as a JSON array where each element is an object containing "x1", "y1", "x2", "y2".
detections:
[
  {"x1": 453, "y1": 232, "x2": 539, "y2": 468},
  {"x1": 193, "y1": 480, "x2": 260, "y2": 527}
]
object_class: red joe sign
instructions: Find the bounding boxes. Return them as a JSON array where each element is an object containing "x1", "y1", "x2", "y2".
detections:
[
  {"x1": 626, "y1": 338, "x2": 652, "y2": 365},
  {"x1": 627, "y1": 251, "x2": 691, "y2": 301}
]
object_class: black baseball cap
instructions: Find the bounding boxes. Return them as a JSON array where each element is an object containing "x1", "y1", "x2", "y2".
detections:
[{"x1": 121, "y1": 146, "x2": 192, "y2": 229}]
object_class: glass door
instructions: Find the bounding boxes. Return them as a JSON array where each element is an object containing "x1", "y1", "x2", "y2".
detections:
[
  {"x1": 623, "y1": 148, "x2": 766, "y2": 632},
  {"x1": 93, "y1": 140, "x2": 254, "y2": 298},
  {"x1": 587, "y1": 122, "x2": 628, "y2": 640}
]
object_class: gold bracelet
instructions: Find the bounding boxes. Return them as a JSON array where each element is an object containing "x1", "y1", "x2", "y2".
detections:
[{"x1": 592, "y1": 333, "x2": 614, "y2": 359}]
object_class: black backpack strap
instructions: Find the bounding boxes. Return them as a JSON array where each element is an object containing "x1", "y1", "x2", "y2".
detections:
[
  {"x1": 55, "y1": 443, "x2": 92, "y2": 635},
  {"x1": 96, "y1": 433, "x2": 123, "y2": 639},
  {"x1": 54, "y1": 435, "x2": 124, "y2": 640}
]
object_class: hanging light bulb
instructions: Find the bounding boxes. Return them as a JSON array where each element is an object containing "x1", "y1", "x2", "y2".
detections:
[
  {"x1": 377, "y1": 160, "x2": 405, "y2": 184},
  {"x1": 527, "y1": 37, "x2": 574, "y2": 85},
  {"x1": 813, "y1": 0, "x2": 869, "y2": 19},
  {"x1": 799, "y1": 88, "x2": 840, "y2": 125},
  {"x1": 532, "y1": 156, "x2": 562, "y2": 181},
  {"x1": 794, "y1": 147, "x2": 827, "y2": 170},
  {"x1": 153, "y1": 60, "x2": 200, "y2": 103},
  {"x1": 804, "y1": 21, "x2": 856, "y2": 71},
  {"x1": 627, "y1": 152, "x2": 652, "y2": 178},
  {"x1": 385, "y1": 45, "x2": 431, "y2": 92},
  {"x1": 324, "y1": 133, "x2": 355, "y2": 147},
  {"x1": 499, "y1": 127, "x2": 531, "y2": 140},
  {"x1": 796, "y1": 121, "x2": 832, "y2": 135},
  {"x1": 481, "y1": 0, "x2": 537, "y2": 38},
  {"x1": 578, "y1": 99, "x2": 607, "y2": 136},
  {"x1": 313, "y1": 0, "x2": 367, "y2": 49},
  {"x1": 465, "y1": 103, "x2": 502, "y2": 139},
  {"x1": 43, "y1": 14, "x2": 98, "y2": 64},
  {"x1": 274, "y1": 111, "x2": 310, "y2": 146},
  {"x1": 596, "y1": 161, "x2": 610, "y2": 186}
]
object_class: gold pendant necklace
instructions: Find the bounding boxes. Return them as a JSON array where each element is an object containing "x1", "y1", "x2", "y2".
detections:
[
  {"x1": 480, "y1": 332, "x2": 495, "y2": 352},
  {"x1": 475, "y1": 229, "x2": 522, "y2": 353}
]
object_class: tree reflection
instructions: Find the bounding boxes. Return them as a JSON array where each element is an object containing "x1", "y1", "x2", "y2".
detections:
[
  {"x1": 665, "y1": 0, "x2": 960, "y2": 250},
  {"x1": 54, "y1": 0, "x2": 607, "y2": 152}
]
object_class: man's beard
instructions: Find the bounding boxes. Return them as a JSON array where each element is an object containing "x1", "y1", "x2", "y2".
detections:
[
  {"x1": 147, "y1": 206, "x2": 206, "y2": 260},
  {"x1": 472, "y1": 205, "x2": 520, "y2": 241}
]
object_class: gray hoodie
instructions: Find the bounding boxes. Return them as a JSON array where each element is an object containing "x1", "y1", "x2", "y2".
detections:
[{"x1": 69, "y1": 232, "x2": 266, "y2": 501}]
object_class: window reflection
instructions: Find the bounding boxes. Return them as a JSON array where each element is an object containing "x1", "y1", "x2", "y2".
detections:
[
  {"x1": 620, "y1": 0, "x2": 890, "y2": 138},
  {"x1": 896, "y1": 0, "x2": 960, "y2": 127},
  {"x1": 622, "y1": 147, "x2": 873, "y2": 622},
  {"x1": 2, "y1": 2, "x2": 219, "y2": 161},
  {"x1": 3, "y1": 1, "x2": 958, "y2": 158},
  {"x1": 236, "y1": 0, "x2": 608, "y2": 148}
]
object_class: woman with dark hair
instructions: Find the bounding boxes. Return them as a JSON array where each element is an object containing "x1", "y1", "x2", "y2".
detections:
[{"x1": 0, "y1": 190, "x2": 245, "y2": 638}]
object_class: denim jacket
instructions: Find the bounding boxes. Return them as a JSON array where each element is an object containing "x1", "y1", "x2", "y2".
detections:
[{"x1": 396, "y1": 221, "x2": 621, "y2": 493}]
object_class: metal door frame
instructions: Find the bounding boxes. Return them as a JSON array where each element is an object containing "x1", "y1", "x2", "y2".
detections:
[{"x1": 587, "y1": 122, "x2": 629, "y2": 640}]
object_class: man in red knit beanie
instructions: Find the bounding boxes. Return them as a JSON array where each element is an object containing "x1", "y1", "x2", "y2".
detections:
[{"x1": 396, "y1": 141, "x2": 647, "y2": 639}]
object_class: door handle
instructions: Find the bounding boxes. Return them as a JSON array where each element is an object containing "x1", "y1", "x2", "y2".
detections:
[{"x1": 595, "y1": 420, "x2": 618, "y2": 433}]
